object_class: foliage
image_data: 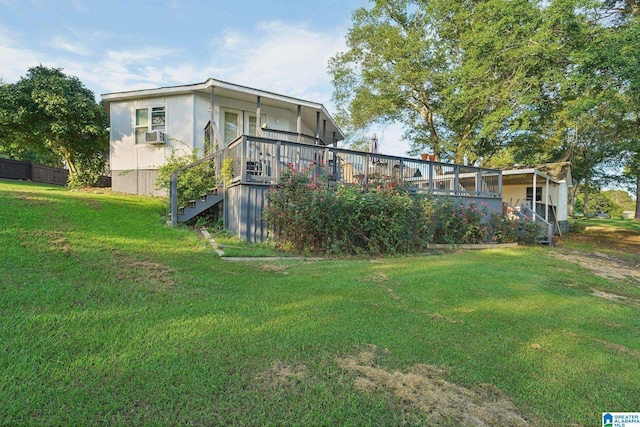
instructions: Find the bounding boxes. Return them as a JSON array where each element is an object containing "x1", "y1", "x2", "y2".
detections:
[
  {"x1": 263, "y1": 166, "x2": 496, "y2": 254},
  {"x1": 155, "y1": 149, "x2": 216, "y2": 206},
  {"x1": 329, "y1": 0, "x2": 574, "y2": 163},
  {"x1": 432, "y1": 198, "x2": 489, "y2": 244},
  {"x1": 488, "y1": 212, "x2": 520, "y2": 244},
  {"x1": 0, "y1": 66, "x2": 109, "y2": 187},
  {"x1": 220, "y1": 158, "x2": 234, "y2": 187},
  {"x1": 575, "y1": 188, "x2": 625, "y2": 218}
]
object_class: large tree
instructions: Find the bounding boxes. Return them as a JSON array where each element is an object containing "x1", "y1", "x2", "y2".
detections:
[
  {"x1": 329, "y1": 0, "x2": 577, "y2": 163},
  {"x1": 0, "y1": 66, "x2": 109, "y2": 187}
]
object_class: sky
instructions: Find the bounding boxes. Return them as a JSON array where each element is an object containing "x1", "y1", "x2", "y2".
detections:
[{"x1": 0, "y1": 0, "x2": 410, "y2": 157}]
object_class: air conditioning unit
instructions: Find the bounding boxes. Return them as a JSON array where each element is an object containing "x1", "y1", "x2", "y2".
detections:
[{"x1": 144, "y1": 130, "x2": 165, "y2": 144}]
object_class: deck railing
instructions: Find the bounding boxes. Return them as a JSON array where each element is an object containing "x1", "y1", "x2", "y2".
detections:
[{"x1": 215, "y1": 135, "x2": 502, "y2": 198}]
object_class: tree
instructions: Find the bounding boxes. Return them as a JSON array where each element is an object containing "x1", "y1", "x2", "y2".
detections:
[
  {"x1": 329, "y1": 0, "x2": 576, "y2": 163},
  {"x1": 0, "y1": 66, "x2": 108, "y2": 187}
]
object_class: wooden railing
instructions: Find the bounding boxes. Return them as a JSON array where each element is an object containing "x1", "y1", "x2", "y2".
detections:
[{"x1": 215, "y1": 136, "x2": 502, "y2": 198}]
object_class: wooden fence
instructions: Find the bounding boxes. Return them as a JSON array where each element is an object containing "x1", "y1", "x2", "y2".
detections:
[{"x1": 0, "y1": 158, "x2": 111, "y2": 187}]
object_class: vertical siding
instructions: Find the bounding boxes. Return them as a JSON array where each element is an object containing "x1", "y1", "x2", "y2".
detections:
[{"x1": 225, "y1": 184, "x2": 270, "y2": 243}]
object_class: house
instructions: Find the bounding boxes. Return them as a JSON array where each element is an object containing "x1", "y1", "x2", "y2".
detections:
[
  {"x1": 103, "y1": 78, "x2": 504, "y2": 242},
  {"x1": 101, "y1": 78, "x2": 345, "y2": 195},
  {"x1": 501, "y1": 162, "x2": 572, "y2": 233}
]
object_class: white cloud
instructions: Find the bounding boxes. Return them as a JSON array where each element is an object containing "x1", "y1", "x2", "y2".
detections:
[
  {"x1": 208, "y1": 20, "x2": 347, "y2": 105},
  {"x1": 0, "y1": 28, "x2": 41, "y2": 82}
]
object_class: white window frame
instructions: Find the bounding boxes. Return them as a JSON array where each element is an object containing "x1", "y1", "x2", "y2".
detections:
[{"x1": 135, "y1": 106, "x2": 166, "y2": 144}]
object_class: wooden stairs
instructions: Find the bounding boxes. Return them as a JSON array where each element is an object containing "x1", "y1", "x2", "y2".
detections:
[{"x1": 177, "y1": 188, "x2": 223, "y2": 223}]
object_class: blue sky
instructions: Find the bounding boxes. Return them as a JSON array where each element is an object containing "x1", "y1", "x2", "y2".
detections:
[{"x1": 0, "y1": 0, "x2": 410, "y2": 156}]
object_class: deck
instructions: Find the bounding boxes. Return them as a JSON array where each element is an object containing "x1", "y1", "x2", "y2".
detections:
[{"x1": 216, "y1": 133, "x2": 502, "y2": 198}]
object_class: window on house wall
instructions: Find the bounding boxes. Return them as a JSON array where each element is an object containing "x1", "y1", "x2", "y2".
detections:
[
  {"x1": 526, "y1": 186, "x2": 542, "y2": 202},
  {"x1": 223, "y1": 111, "x2": 239, "y2": 145},
  {"x1": 135, "y1": 106, "x2": 165, "y2": 144},
  {"x1": 247, "y1": 114, "x2": 268, "y2": 136}
]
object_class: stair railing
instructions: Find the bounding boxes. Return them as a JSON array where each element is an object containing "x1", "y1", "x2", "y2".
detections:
[
  {"x1": 169, "y1": 151, "x2": 219, "y2": 226},
  {"x1": 521, "y1": 202, "x2": 553, "y2": 245}
]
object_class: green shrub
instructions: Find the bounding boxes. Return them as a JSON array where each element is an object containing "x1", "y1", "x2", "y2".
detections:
[
  {"x1": 263, "y1": 167, "x2": 496, "y2": 255},
  {"x1": 156, "y1": 149, "x2": 216, "y2": 207}
]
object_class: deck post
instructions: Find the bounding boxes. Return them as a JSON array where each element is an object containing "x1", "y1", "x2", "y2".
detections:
[
  {"x1": 364, "y1": 153, "x2": 370, "y2": 186},
  {"x1": 297, "y1": 105, "x2": 302, "y2": 142},
  {"x1": 454, "y1": 165, "x2": 460, "y2": 196},
  {"x1": 240, "y1": 137, "x2": 247, "y2": 184},
  {"x1": 275, "y1": 141, "x2": 281, "y2": 183},
  {"x1": 429, "y1": 162, "x2": 435, "y2": 191}
]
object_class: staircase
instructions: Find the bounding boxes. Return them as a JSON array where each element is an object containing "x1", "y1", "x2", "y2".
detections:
[
  {"x1": 177, "y1": 188, "x2": 223, "y2": 223},
  {"x1": 520, "y1": 203, "x2": 553, "y2": 246}
]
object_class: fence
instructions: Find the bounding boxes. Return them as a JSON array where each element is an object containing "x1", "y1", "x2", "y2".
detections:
[{"x1": 0, "y1": 158, "x2": 111, "y2": 187}]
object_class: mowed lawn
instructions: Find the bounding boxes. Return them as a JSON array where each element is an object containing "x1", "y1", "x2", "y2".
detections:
[{"x1": 1, "y1": 179, "x2": 639, "y2": 426}]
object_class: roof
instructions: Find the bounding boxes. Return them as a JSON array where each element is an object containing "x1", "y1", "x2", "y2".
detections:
[
  {"x1": 501, "y1": 162, "x2": 572, "y2": 186},
  {"x1": 101, "y1": 78, "x2": 345, "y2": 142}
]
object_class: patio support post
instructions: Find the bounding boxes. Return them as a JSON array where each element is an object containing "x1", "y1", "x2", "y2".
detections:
[
  {"x1": 532, "y1": 173, "x2": 537, "y2": 221},
  {"x1": 498, "y1": 172, "x2": 502, "y2": 198},
  {"x1": 315, "y1": 111, "x2": 320, "y2": 145},
  {"x1": 256, "y1": 96, "x2": 262, "y2": 137},
  {"x1": 332, "y1": 131, "x2": 337, "y2": 147},
  {"x1": 476, "y1": 169, "x2": 482, "y2": 195},
  {"x1": 322, "y1": 120, "x2": 327, "y2": 145},
  {"x1": 297, "y1": 105, "x2": 302, "y2": 142},
  {"x1": 398, "y1": 159, "x2": 404, "y2": 182},
  {"x1": 545, "y1": 177, "x2": 550, "y2": 222}
]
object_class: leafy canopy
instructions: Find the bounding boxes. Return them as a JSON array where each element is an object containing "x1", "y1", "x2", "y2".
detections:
[{"x1": 0, "y1": 65, "x2": 108, "y2": 187}]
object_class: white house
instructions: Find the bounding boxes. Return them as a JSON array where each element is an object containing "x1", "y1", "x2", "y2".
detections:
[
  {"x1": 502, "y1": 162, "x2": 573, "y2": 233},
  {"x1": 101, "y1": 78, "x2": 345, "y2": 195}
]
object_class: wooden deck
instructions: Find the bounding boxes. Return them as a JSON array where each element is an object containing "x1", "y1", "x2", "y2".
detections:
[{"x1": 216, "y1": 135, "x2": 502, "y2": 198}]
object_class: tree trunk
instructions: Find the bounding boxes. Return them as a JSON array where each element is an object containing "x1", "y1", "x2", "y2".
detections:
[
  {"x1": 635, "y1": 177, "x2": 640, "y2": 221},
  {"x1": 583, "y1": 176, "x2": 590, "y2": 217}
]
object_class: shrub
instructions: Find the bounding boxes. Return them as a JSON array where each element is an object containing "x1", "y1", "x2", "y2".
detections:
[
  {"x1": 432, "y1": 199, "x2": 489, "y2": 244},
  {"x1": 263, "y1": 167, "x2": 497, "y2": 255},
  {"x1": 156, "y1": 149, "x2": 216, "y2": 207}
]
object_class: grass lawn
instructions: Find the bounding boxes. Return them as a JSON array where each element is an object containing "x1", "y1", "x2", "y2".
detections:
[{"x1": 1, "y1": 179, "x2": 639, "y2": 426}]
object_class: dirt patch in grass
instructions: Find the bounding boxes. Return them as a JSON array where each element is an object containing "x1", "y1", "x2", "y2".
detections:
[
  {"x1": 81, "y1": 198, "x2": 103, "y2": 211},
  {"x1": 361, "y1": 272, "x2": 402, "y2": 301},
  {"x1": 550, "y1": 250, "x2": 640, "y2": 284},
  {"x1": 112, "y1": 250, "x2": 176, "y2": 292},
  {"x1": 337, "y1": 345, "x2": 531, "y2": 426},
  {"x1": 12, "y1": 192, "x2": 55, "y2": 206},
  {"x1": 258, "y1": 264, "x2": 291, "y2": 275},
  {"x1": 255, "y1": 360, "x2": 307, "y2": 390},
  {"x1": 18, "y1": 229, "x2": 74, "y2": 253},
  {"x1": 560, "y1": 225, "x2": 639, "y2": 253}
]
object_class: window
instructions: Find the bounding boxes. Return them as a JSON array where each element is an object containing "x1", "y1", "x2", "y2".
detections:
[
  {"x1": 247, "y1": 114, "x2": 267, "y2": 136},
  {"x1": 526, "y1": 187, "x2": 542, "y2": 202},
  {"x1": 223, "y1": 111, "x2": 239, "y2": 145},
  {"x1": 135, "y1": 106, "x2": 165, "y2": 144}
]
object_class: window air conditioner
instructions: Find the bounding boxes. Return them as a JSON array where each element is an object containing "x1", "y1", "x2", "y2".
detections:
[{"x1": 144, "y1": 130, "x2": 165, "y2": 144}]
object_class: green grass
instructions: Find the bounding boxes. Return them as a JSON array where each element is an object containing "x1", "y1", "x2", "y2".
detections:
[
  {"x1": 209, "y1": 231, "x2": 294, "y2": 257},
  {"x1": 571, "y1": 216, "x2": 640, "y2": 233},
  {"x1": 1, "y1": 179, "x2": 639, "y2": 425}
]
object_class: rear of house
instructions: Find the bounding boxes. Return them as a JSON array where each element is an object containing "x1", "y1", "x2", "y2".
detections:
[{"x1": 102, "y1": 78, "x2": 344, "y2": 196}]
